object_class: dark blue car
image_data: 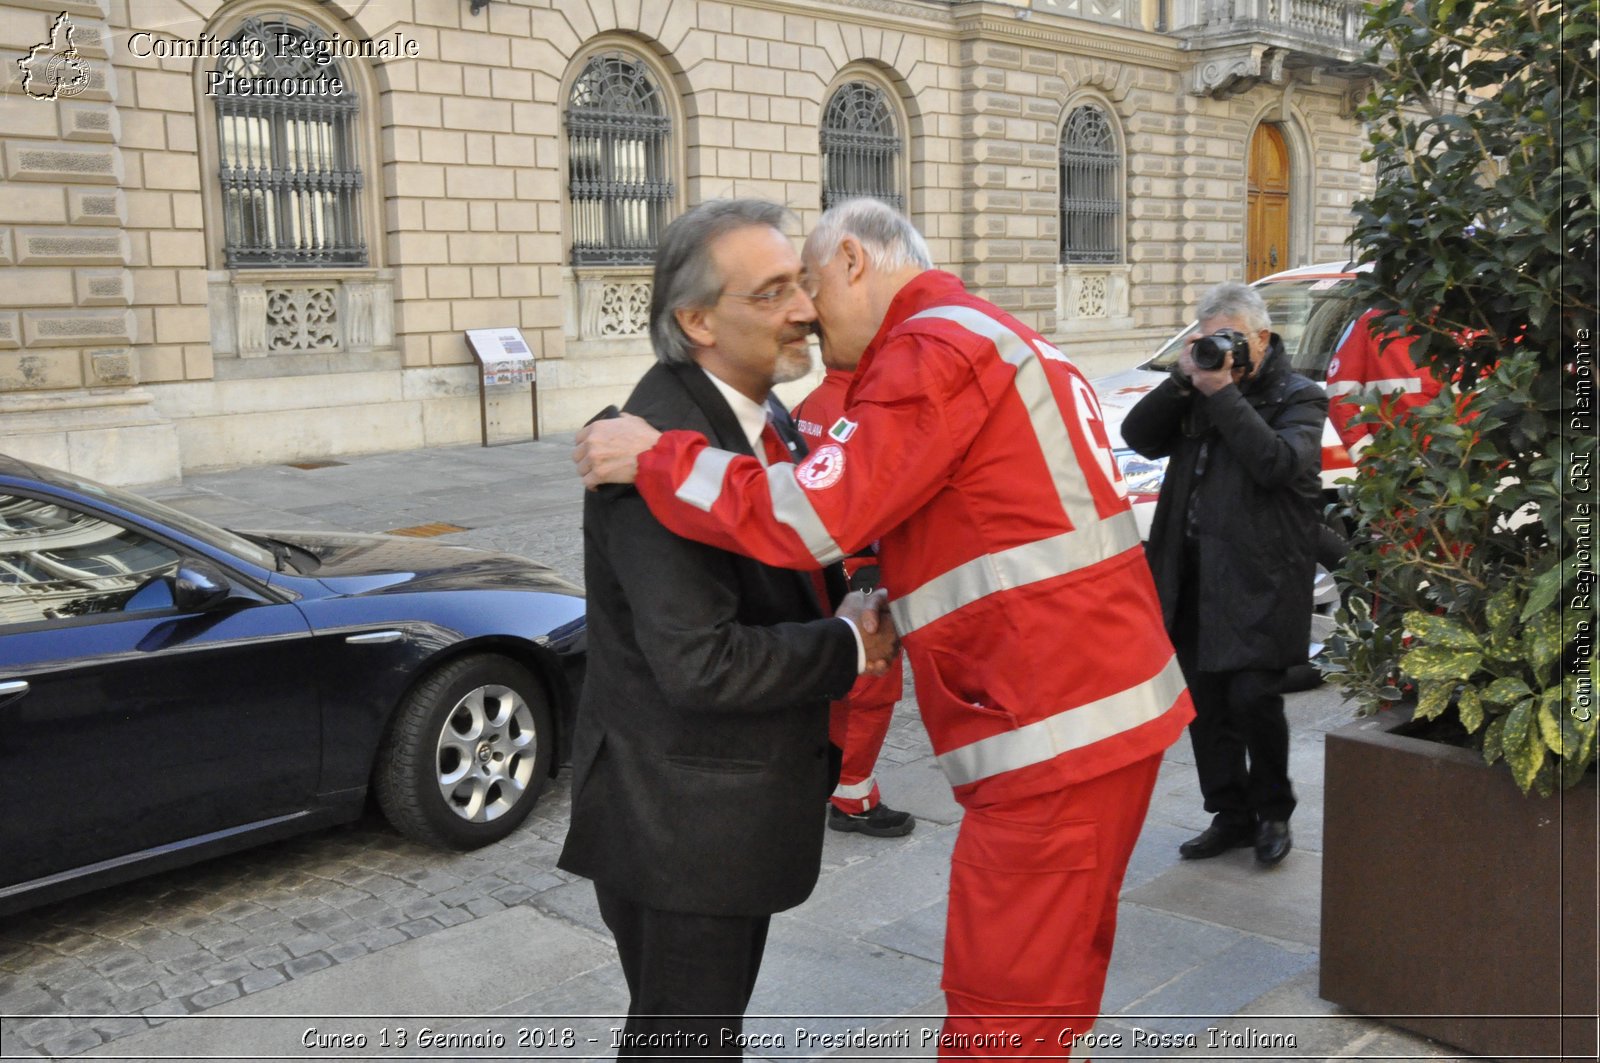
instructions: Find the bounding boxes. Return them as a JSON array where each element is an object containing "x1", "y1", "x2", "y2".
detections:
[{"x1": 0, "y1": 453, "x2": 586, "y2": 915}]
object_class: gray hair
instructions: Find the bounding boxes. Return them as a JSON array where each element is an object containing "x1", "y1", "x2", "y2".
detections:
[
  {"x1": 650, "y1": 199, "x2": 792, "y2": 365},
  {"x1": 1196, "y1": 281, "x2": 1272, "y2": 333},
  {"x1": 806, "y1": 197, "x2": 934, "y2": 273}
]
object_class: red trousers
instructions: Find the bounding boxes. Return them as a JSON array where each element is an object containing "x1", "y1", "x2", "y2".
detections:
[
  {"x1": 939, "y1": 753, "x2": 1162, "y2": 1059},
  {"x1": 827, "y1": 657, "x2": 903, "y2": 814}
]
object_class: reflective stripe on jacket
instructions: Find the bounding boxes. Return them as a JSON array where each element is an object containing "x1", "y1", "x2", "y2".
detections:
[
  {"x1": 636, "y1": 271, "x2": 1193, "y2": 806},
  {"x1": 1327, "y1": 309, "x2": 1443, "y2": 456}
]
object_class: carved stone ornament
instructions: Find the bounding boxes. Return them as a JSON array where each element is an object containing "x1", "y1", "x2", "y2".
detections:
[{"x1": 1188, "y1": 45, "x2": 1289, "y2": 97}]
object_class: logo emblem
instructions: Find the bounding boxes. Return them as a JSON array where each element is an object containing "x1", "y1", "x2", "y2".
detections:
[
  {"x1": 796, "y1": 444, "x2": 846, "y2": 490},
  {"x1": 20, "y1": 13, "x2": 90, "y2": 101},
  {"x1": 827, "y1": 417, "x2": 857, "y2": 443},
  {"x1": 1327, "y1": 356, "x2": 1342, "y2": 378}
]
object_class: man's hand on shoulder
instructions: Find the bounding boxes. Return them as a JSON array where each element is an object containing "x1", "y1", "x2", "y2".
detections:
[{"x1": 574, "y1": 412, "x2": 662, "y2": 490}]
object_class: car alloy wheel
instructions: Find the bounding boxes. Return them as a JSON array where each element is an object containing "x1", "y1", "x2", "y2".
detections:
[
  {"x1": 435, "y1": 682, "x2": 535, "y2": 823},
  {"x1": 374, "y1": 654, "x2": 553, "y2": 850}
]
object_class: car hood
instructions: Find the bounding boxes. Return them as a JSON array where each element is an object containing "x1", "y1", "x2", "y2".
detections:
[
  {"x1": 1091, "y1": 365, "x2": 1167, "y2": 449},
  {"x1": 247, "y1": 529, "x2": 584, "y2": 597}
]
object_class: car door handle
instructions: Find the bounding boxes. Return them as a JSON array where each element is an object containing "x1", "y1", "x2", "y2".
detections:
[
  {"x1": 345, "y1": 630, "x2": 404, "y2": 645},
  {"x1": 0, "y1": 680, "x2": 30, "y2": 705}
]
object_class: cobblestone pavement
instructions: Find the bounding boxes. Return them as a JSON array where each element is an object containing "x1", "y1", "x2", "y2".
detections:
[{"x1": 0, "y1": 694, "x2": 930, "y2": 1060}]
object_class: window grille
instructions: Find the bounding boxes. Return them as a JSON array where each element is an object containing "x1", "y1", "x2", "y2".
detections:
[
  {"x1": 820, "y1": 81, "x2": 904, "y2": 212},
  {"x1": 215, "y1": 16, "x2": 366, "y2": 269},
  {"x1": 1059, "y1": 105, "x2": 1121, "y2": 264},
  {"x1": 565, "y1": 52, "x2": 674, "y2": 266}
]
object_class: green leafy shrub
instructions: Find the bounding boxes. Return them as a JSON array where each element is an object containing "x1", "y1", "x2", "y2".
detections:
[{"x1": 1323, "y1": 0, "x2": 1598, "y2": 794}]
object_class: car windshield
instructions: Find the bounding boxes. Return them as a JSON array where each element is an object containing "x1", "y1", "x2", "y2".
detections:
[
  {"x1": 1146, "y1": 276, "x2": 1361, "y2": 381},
  {"x1": 39, "y1": 469, "x2": 278, "y2": 570}
]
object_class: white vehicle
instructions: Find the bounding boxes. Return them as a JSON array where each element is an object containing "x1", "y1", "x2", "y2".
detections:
[{"x1": 1090, "y1": 262, "x2": 1369, "y2": 661}]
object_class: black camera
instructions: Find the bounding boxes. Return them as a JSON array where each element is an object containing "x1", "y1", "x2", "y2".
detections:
[{"x1": 1191, "y1": 329, "x2": 1250, "y2": 372}]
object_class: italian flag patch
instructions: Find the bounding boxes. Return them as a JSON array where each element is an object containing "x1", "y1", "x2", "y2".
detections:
[{"x1": 828, "y1": 417, "x2": 858, "y2": 443}]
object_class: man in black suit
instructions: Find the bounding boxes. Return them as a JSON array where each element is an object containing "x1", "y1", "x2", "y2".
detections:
[{"x1": 557, "y1": 199, "x2": 895, "y2": 1054}]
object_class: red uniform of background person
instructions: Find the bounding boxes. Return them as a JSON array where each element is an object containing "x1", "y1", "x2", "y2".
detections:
[
  {"x1": 576, "y1": 200, "x2": 1193, "y2": 1053},
  {"x1": 1325, "y1": 308, "x2": 1443, "y2": 458},
  {"x1": 793, "y1": 368, "x2": 912, "y2": 835}
]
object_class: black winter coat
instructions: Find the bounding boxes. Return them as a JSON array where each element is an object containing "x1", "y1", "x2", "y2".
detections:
[{"x1": 1120, "y1": 339, "x2": 1328, "y2": 672}]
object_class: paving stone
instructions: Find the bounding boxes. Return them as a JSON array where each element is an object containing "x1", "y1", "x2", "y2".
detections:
[
  {"x1": 189, "y1": 982, "x2": 242, "y2": 1009},
  {"x1": 0, "y1": 985, "x2": 55, "y2": 1014},
  {"x1": 239, "y1": 968, "x2": 288, "y2": 995},
  {"x1": 464, "y1": 896, "x2": 507, "y2": 919},
  {"x1": 244, "y1": 947, "x2": 292, "y2": 973},
  {"x1": 399, "y1": 917, "x2": 444, "y2": 939},
  {"x1": 88, "y1": 1015, "x2": 148, "y2": 1042},
  {"x1": 19, "y1": 1015, "x2": 83, "y2": 1047},
  {"x1": 197, "y1": 959, "x2": 254, "y2": 986},
  {"x1": 324, "y1": 941, "x2": 369, "y2": 964},
  {"x1": 490, "y1": 883, "x2": 537, "y2": 906},
  {"x1": 155, "y1": 972, "x2": 209, "y2": 999},
  {"x1": 434, "y1": 906, "x2": 475, "y2": 929},
  {"x1": 107, "y1": 983, "x2": 162, "y2": 1014},
  {"x1": 283, "y1": 953, "x2": 334, "y2": 979},
  {"x1": 281, "y1": 931, "x2": 334, "y2": 958},
  {"x1": 39, "y1": 1028, "x2": 104, "y2": 1057}
]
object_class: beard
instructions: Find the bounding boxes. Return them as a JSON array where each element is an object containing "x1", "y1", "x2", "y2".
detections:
[{"x1": 771, "y1": 335, "x2": 814, "y2": 385}]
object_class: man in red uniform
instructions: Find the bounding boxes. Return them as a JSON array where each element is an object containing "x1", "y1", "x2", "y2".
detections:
[
  {"x1": 575, "y1": 198, "x2": 1193, "y2": 1051},
  {"x1": 793, "y1": 368, "x2": 915, "y2": 838},
  {"x1": 1326, "y1": 308, "x2": 1443, "y2": 459}
]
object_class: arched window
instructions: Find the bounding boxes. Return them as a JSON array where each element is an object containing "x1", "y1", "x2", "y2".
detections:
[
  {"x1": 1059, "y1": 104, "x2": 1121, "y2": 264},
  {"x1": 820, "y1": 80, "x2": 904, "y2": 211},
  {"x1": 565, "y1": 51, "x2": 674, "y2": 266},
  {"x1": 214, "y1": 15, "x2": 366, "y2": 268}
]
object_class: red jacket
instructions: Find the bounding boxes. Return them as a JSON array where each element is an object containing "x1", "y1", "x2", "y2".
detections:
[
  {"x1": 636, "y1": 271, "x2": 1193, "y2": 807},
  {"x1": 1327, "y1": 309, "x2": 1443, "y2": 457}
]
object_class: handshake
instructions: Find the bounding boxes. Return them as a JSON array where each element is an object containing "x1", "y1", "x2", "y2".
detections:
[{"x1": 835, "y1": 588, "x2": 900, "y2": 676}]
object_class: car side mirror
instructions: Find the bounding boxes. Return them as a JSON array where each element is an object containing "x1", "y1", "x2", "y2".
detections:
[{"x1": 172, "y1": 560, "x2": 232, "y2": 613}]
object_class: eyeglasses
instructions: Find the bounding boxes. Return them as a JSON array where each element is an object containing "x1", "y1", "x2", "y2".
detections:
[{"x1": 719, "y1": 276, "x2": 818, "y2": 309}]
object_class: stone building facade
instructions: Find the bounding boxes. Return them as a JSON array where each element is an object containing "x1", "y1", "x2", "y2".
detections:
[{"x1": 0, "y1": 0, "x2": 1375, "y2": 484}]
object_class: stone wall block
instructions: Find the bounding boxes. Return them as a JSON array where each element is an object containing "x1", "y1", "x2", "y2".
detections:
[
  {"x1": 61, "y1": 101, "x2": 117, "y2": 141},
  {"x1": 85, "y1": 346, "x2": 135, "y2": 385},
  {"x1": 67, "y1": 187, "x2": 125, "y2": 225},
  {"x1": 22, "y1": 307, "x2": 135, "y2": 346},
  {"x1": 75, "y1": 268, "x2": 132, "y2": 306},
  {"x1": 0, "y1": 312, "x2": 20, "y2": 349},
  {"x1": 15, "y1": 227, "x2": 129, "y2": 265},
  {"x1": 3, "y1": 140, "x2": 122, "y2": 184}
]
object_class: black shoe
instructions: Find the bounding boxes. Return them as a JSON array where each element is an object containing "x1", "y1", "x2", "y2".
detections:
[
  {"x1": 1254, "y1": 820, "x2": 1292, "y2": 865},
  {"x1": 829, "y1": 803, "x2": 915, "y2": 838},
  {"x1": 1178, "y1": 822, "x2": 1255, "y2": 859}
]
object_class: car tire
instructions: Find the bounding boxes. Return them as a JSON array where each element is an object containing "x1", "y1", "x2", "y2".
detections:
[{"x1": 374, "y1": 654, "x2": 552, "y2": 850}]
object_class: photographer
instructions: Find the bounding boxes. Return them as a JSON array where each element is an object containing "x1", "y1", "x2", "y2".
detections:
[{"x1": 1122, "y1": 282, "x2": 1327, "y2": 867}]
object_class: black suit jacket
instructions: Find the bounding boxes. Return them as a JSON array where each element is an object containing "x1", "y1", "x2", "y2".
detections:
[{"x1": 557, "y1": 362, "x2": 858, "y2": 917}]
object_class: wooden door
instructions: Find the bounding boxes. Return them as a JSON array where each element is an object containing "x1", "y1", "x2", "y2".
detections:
[{"x1": 1247, "y1": 123, "x2": 1291, "y2": 281}]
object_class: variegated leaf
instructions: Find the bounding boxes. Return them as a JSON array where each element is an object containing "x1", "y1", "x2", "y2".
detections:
[
  {"x1": 1415, "y1": 679, "x2": 1454, "y2": 721},
  {"x1": 1536, "y1": 693, "x2": 1566, "y2": 755},
  {"x1": 1401, "y1": 646, "x2": 1483, "y2": 681},
  {"x1": 1483, "y1": 716, "x2": 1506, "y2": 766},
  {"x1": 1524, "y1": 612, "x2": 1564, "y2": 676},
  {"x1": 1403, "y1": 610, "x2": 1481, "y2": 651},
  {"x1": 1483, "y1": 675, "x2": 1533, "y2": 707},
  {"x1": 1486, "y1": 584, "x2": 1518, "y2": 640},
  {"x1": 1457, "y1": 685, "x2": 1485, "y2": 733},
  {"x1": 1504, "y1": 701, "x2": 1542, "y2": 794}
]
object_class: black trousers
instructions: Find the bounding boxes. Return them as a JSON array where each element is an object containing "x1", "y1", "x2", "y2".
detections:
[
  {"x1": 594, "y1": 884, "x2": 770, "y2": 1059},
  {"x1": 1173, "y1": 544, "x2": 1297, "y2": 830}
]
